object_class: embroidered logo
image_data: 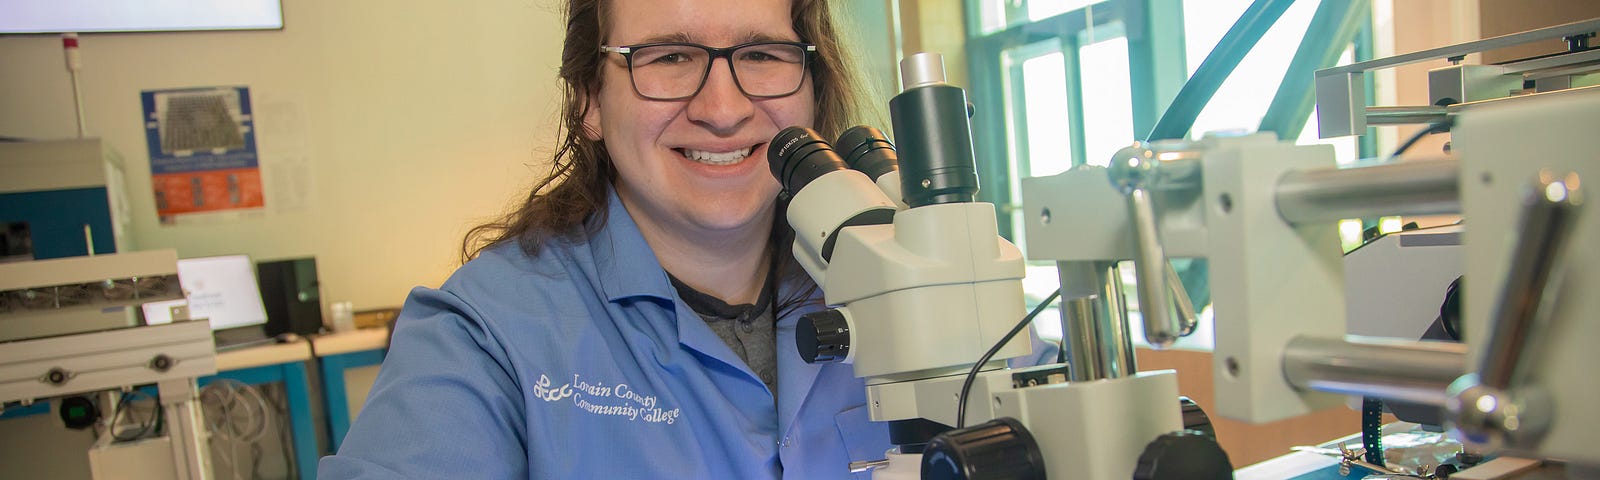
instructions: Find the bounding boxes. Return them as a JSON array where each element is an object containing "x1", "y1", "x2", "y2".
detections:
[{"x1": 533, "y1": 373, "x2": 682, "y2": 425}]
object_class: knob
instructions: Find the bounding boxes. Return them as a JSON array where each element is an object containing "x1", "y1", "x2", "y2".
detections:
[
  {"x1": 1107, "y1": 144, "x2": 1182, "y2": 348},
  {"x1": 150, "y1": 354, "x2": 174, "y2": 372},
  {"x1": 796, "y1": 309, "x2": 850, "y2": 364},
  {"x1": 59, "y1": 396, "x2": 100, "y2": 430},
  {"x1": 921, "y1": 417, "x2": 1045, "y2": 480},
  {"x1": 45, "y1": 367, "x2": 71, "y2": 385},
  {"x1": 1132, "y1": 431, "x2": 1233, "y2": 480}
]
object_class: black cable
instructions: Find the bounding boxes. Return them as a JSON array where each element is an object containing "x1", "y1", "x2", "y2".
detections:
[
  {"x1": 1055, "y1": 338, "x2": 1067, "y2": 365},
  {"x1": 956, "y1": 289, "x2": 1061, "y2": 429},
  {"x1": 251, "y1": 442, "x2": 265, "y2": 479},
  {"x1": 264, "y1": 383, "x2": 297, "y2": 479},
  {"x1": 154, "y1": 400, "x2": 164, "y2": 436},
  {"x1": 112, "y1": 391, "x2": 159, "y2": 442},
  {"x1": 1389, "y1": 117, "x2": 1454, "y2": 158}
]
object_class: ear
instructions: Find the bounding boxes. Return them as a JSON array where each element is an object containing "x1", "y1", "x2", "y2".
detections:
[{"x1": 580, "y1": 89, "x2": 603, "y2": 141}]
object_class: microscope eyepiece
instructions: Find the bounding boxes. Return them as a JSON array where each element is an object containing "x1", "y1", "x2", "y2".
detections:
[
  {"x1": 769, "y1": 126, "x2": 850, "y2": 196},
  {"x1": 836, "y1": 125, "x2": 899, "y2": 182}
]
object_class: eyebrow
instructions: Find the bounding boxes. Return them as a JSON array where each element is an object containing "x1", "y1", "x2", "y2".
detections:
[{"x1": 628, "y1": 31, "x2": 801, "y2": 45}]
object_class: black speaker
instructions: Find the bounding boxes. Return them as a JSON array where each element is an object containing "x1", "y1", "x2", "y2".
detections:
[{"x1": 256, "y1": 257, "x2": 323, "y2": 336}]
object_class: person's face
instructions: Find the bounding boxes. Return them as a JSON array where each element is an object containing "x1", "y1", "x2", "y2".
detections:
[{"x1": 586, "y1": 0, "x2": 815, "y2": 240}]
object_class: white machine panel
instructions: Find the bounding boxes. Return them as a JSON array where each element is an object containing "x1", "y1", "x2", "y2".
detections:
[
  {"x1": 1344, "y1": 226, "x2": 1462, "y2": 339},
  {"x1": 1202, "y1": 136, "x2": 1348, "y2": 423},
  {"x1": 0, "y1": 249, "x2": 176, "y2": 292},
  {"x1": 1454, "y1": 89, "x2": 1600, "y2": 463},
  {"x1": 0, "y1": 319, "x2": 215, "y2": 403},
  {"x1": 1020, "y1": 165, "x2": 1211, "y2": 262}
]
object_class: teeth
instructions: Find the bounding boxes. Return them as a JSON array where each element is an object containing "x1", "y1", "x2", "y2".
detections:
[{"x1": 682, "y1": 147, "x2": 753, "y2": 165}]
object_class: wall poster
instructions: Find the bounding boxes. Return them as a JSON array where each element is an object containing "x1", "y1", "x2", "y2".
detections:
[{"x1": 140, "y1": 86, "x2": 263, "y2": 224}]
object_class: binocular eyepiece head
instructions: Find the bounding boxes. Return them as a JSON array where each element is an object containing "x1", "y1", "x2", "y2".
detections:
[
  {"x1": 835, "y1": 125, "x2": 899, "y2": 181},
  {"x1": 769, "y1": 126, "x2": 850, "y2": 196}
]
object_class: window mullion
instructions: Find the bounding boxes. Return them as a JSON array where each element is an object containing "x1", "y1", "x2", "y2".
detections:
[{"x1": 967, "y1": 39, "x2": 1018, "y2": 239}]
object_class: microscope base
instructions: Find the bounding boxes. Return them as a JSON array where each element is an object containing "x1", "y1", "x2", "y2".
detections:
[{"x1": 995, "y1": 370, "x2": 1184, "y2": 480}]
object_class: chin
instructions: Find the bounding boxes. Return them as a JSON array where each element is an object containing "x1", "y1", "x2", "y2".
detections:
[{"x1": 687, "y1": 191, "x2": 778, "y2": 232}]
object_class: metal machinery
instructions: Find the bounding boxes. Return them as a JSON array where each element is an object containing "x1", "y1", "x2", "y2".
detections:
[
  {"x1": 0, "y1": 138, "x2": 134, "y2": 260},
  {"x1": 0, "y1": 250, "x2": 217, "y2": 479},
  {"x1": 773, "y1": 16, "x2": 1599, "y2": 479}
]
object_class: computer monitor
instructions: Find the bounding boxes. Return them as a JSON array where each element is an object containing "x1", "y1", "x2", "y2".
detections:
[
  {"x1": 176, "y1": 255, "x2": 269, "y2": 331},
  {"x1": 0, "y1": 0, "x2": 284, "y2": 33}
]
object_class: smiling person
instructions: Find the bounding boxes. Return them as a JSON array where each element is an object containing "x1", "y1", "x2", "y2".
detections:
[{"x1": 317, "y1": 0, "x2": 890, "y2": 478}]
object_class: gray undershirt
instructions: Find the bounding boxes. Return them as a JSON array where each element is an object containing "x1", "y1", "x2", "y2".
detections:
[{"x1": 668, "y1": 275, "x2": 778, "y2": 397}]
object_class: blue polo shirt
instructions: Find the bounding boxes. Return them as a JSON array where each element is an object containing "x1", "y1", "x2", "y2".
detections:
[{"x1": 320, "y1": 189, "x2": 1057, "y2": 479}]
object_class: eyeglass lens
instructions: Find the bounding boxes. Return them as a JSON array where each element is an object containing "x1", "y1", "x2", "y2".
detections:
[{"x1": 628, "y1": 43, "x2": 807, "y2": 99}]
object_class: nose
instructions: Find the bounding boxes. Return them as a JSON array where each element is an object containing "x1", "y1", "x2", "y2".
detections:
[{"x1": 685, "y1": 58, "x2": 755, "y2": 134}]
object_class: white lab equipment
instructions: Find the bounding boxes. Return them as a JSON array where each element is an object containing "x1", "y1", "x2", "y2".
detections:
[
  {"x1": 0, "y1": 250, "x2": 217, "y2": 480},
  {"x1": 774, "y1": 32, "x2": 1600, "y2": 476}
]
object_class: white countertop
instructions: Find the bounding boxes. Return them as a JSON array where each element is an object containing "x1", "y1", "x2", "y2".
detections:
[
  {"x1": 215, "y1": 340, "x2": 313, "y2": 371},
  {"x1": 310, "y1": 328, "x2": 390, "y2": 357}
]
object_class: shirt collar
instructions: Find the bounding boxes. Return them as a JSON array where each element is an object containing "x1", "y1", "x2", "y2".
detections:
[
  {"x1": 591, "y1": 188, "x2": 769, "y2": 388},
  {"x1": 591, "y1": 187, "x2": 676, "y2": 303}
]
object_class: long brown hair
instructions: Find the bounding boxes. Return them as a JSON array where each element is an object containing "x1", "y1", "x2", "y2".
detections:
[{"x1": 462, "y1": 0, "x2": 867, "y2": 312}]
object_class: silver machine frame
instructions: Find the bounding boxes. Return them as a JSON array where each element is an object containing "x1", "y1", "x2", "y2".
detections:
[{"x1": 1, "y1": 250, "x2": 217, "y2": 480}]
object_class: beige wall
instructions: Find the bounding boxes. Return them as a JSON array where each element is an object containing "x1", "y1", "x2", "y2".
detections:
[
  {"x1": 1479, "y1": 0, "x2": 1600, "y2": 64},
  {"x1": 1389, "y1": 0, "x2": 1478, "y2": 164},
  {"x1": 897, "y1": 0, "x2": 971, "y2": 89},
  {"x1": 2, "y1": 2, "x2": 554, "y2": 478},
  {"x1": 1, "y1": 0, "x2": 565, "y2": 313}
]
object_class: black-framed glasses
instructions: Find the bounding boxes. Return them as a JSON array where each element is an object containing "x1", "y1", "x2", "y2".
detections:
[{"x1": 599, "y1": 41, "x2": 817, "y2": 101}]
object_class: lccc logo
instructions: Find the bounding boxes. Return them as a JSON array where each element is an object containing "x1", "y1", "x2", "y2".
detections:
[
  {"x1": 530, "y1": 372, "x2": 683, "y2": 425},
  {"x1": 533, "y1": 374, "x2": 572, "y2": 402}
]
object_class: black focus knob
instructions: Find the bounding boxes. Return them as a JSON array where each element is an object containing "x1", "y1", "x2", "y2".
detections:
[
  {"x1": 922, "y1": 417, "x2": 1045, "y2": 480},
  {"x1": 796, "y1": 309, "x2": 850, "y2": 364},
  {"x1": 1132, "y1": 431, "x2": 1233, "y2": 480},
  {"x1": 59, "y1": 396, "x2": 100, "y2": 430}
]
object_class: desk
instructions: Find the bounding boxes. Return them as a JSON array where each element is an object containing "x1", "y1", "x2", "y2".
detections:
[
  {"x1": 310, "y1": 328, "x2": 389, "y2": 454},
  {"x1": 209, "y1": 340, "x2": 319, "y2": 480}
]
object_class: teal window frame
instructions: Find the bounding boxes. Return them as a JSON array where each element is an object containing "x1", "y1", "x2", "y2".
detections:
[
  {"x1": 964, "y1": 0, "x2": 1187, "y2": 241},
  {"x1": 963, "y1": 0, "x2": 1377, "y2": 347}
]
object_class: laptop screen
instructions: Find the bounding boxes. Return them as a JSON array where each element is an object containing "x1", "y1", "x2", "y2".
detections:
[{"x1": 176, "y1": 255, "x2": 269, "y2": 331}]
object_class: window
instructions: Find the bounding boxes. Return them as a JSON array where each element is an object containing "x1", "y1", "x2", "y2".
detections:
[
  {"x1": 1078, "y1": 36, "x2": 1135, "y2": 167},
  {"x1": 966, "y1": 0, "x2": 1373, "y2": 349},
  {"x1": 1020, "y1": 50, "x2": 1073, "y2": 177}
]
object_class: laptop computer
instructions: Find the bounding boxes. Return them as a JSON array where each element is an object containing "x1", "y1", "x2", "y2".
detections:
[{"x1": 171, "y1": 254, "x2": 274, "y2": 351}]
